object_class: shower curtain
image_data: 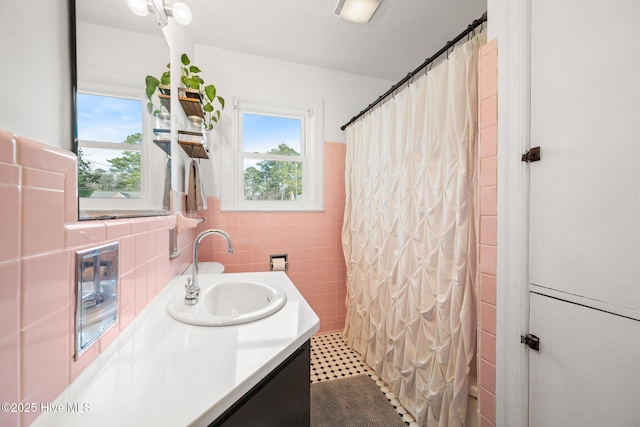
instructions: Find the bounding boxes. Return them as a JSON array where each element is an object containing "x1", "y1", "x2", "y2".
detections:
[{"x1": 342, "y1": 36, "x2": 480, "y2": 427}]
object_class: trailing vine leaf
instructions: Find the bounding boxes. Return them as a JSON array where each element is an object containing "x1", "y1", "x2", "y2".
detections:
[
  {"x1": 218, "y1": 96, "x2": 225, "y2": 110},
  {"x1": 145, "y1": 76, "x2": 159, "y2": 100},
  {"x1": 160, "y1": 71, "x2": 170, "y2": 85},
  {"x1": 181, "y1": 53, "x2": 190, "y2": 65},
  {"x1": 204, "y1": 85, "x2": 216, "y2": 101},
  {"x1": 189, "y1": 65, "x2": 201, "y2": 73},
  {"x1": 188, "y1": 77, "x2": 200, "y2": 89},
  {"x1": 144, "y1": 76, "x2": 163, "y2": 116}
]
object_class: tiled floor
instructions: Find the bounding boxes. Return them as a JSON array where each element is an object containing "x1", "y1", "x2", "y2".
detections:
[{"x1": 310, "y1": 333, "x2": 418, "y2": 426}]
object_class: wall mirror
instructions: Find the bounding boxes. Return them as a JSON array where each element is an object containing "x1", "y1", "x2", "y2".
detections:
[{"x1": 74, "y1": 0, "x2": 172, "y2": 219}]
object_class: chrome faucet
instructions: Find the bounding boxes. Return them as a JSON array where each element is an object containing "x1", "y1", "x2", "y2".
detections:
[{"x1": 185, "y1": 229, "x2": 233, "y2": 305}]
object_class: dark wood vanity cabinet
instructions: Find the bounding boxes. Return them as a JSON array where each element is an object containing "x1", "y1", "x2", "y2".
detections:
[{"x1": 209, "y1": 340, "x2": 310, "y2": 427}]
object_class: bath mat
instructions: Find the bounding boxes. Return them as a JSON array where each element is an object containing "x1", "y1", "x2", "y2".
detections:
[{"x1": 311, "y1": 374, "x2": 406, "y2": 427}]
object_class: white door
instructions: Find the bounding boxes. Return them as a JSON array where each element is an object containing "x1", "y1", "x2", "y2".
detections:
[{"x1": 529, "y1": 0, "x2": 640, "y2": 425}]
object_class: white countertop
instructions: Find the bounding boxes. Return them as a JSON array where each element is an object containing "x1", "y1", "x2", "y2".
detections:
[{"x1": 32, "y1": 272, "x2": 319, "y2": 427}]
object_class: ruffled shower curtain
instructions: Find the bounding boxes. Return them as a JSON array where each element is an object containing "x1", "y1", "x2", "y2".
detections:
[{"x1": 342, "y1": 37, "x2": 480, "y2": 427}]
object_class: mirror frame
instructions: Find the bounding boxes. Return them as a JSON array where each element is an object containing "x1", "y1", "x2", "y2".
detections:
[{"x1": 71, "y1": 0, "x2": 172, "y2": 221}]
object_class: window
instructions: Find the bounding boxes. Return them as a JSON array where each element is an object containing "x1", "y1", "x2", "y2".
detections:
[
  {"x1": 77, "y1": 93, "x2": 142, "y2": 199},
  {"x1": 243, "y1": 113, "x2": 303, "y2": 201},
  {"x1": 222, "y1": 99, "x2": 323, "y2": 211},
  {"x1": 77, "y1": 92, "x2": 160, "y2": 214}
]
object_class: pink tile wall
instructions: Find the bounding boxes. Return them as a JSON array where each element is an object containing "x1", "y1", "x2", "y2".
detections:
[
  {"x1": 196, "y1": 142, "x2": 348, "y2": 334},
  {"x1": 477, "y1": 38, "x2": 498, "y2": 427},
  {"x1": 0, "y1": 130, "x2": 196, "y2": 427}
]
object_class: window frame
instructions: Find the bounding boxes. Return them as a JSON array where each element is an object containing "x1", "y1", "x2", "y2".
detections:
[
  {"x1": 222, "y1": 98, "x2": 324, "y2": 212},
  {"x1": 76, "y1": 86, "x2": 155, "y2": 212}
]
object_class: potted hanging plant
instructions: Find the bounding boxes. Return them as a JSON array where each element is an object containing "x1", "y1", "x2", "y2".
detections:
[
  {"x1": 177, "y1": 54, "x2": 225, "y2": 131},
  {"x1": 145, "y1": 63, "x2": 171, "y2": 116},
  {"x1": 144, "y1": 54, "x2": 225, "y2": 132}
]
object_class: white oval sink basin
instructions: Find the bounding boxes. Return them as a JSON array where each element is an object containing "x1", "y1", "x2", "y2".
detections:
[{"x1": 167, "y1": 280, "x2": 287, "y2": 326}]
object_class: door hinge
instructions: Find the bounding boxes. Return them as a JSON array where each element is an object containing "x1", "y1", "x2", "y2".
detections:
[
  {"x1": 521, "y1": 334, "x2": 540, "y2": 351},
  {"x1": 522, "y1": 146, "x2": 541, "y2": 162}
]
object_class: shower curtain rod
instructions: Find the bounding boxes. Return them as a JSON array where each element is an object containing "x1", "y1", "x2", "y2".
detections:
[{"x1": 340, "y1": 11, "x2": 487, "y2": 131}]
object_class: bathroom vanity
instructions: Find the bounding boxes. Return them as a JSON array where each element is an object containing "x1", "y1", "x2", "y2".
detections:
[
  {"x1": 210, "y1": 341, "x2": 311, "y2": 426},
  {"x1": 31, "y1": 272, "x2": 319, "y2": 427}
]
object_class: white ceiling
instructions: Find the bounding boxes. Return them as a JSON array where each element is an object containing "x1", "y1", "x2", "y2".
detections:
[{"x1": 77, "y1": 0, "x2": 487, "y2": 82}]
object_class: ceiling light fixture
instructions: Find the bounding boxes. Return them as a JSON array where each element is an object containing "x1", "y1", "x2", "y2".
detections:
[
  {"x1": 334, "y1": 0, "x2": 382, "y2": 24},
  {"x1": 126, "y1": 0, "x2": 192, "y2": 27}
]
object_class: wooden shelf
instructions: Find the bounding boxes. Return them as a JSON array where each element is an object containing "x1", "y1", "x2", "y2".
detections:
[
  {"x1": 177, "y1": 130, "x2": 202, "y2": 138},
  {"x1": 179, "y1": 97, "x2": 204, "y2": 118},
  {"x1": 152, "y1": 128, "x2": 171, "y2": 156},
  {"x1": 158, "y1": 93, "x2": 204, "y2": 118},
  {"x1": 157, "y1": 90, "x2": 207, "y2": 159},
  {"x1": 177, "y1": 140, "x2": 208, "y2": 159}
]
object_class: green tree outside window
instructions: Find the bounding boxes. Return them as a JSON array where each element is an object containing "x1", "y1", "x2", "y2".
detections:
[
  {"x1": 78, "y1": 133, "x2": 142, "y2": 198},
  {"x1": 244, "y1": 143, "x2": 302, "y2": 201}
]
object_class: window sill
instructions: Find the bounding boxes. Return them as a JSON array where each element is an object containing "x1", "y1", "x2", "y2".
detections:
[{"x1": 79, "y1": 210, "x2": 170, "y2": 221}]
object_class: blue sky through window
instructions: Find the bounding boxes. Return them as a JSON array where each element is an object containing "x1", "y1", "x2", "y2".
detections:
[
  {"x1": 242, "y1": 113, "x2": 301, "y2": 154},
  {"x1": 77, "y1": 93, "x2": 142, "y2": 143}
]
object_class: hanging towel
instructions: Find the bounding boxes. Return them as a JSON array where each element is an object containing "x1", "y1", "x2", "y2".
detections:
[{"x1": 186, "y1": 159, "x2": 207, "y2": 212}]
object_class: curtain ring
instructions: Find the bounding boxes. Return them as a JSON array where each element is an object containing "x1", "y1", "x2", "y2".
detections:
[{"x1": 425, "y1": 62, "x2": 433, "y2": 76}]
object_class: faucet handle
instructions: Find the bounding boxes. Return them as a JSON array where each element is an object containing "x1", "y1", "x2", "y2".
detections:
[{"x1": 184, "y1": 277, "x2": 199, "y2": 305}]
